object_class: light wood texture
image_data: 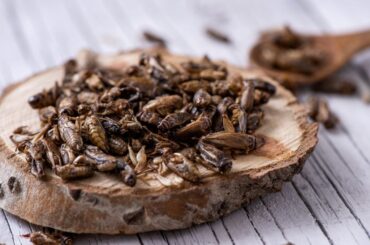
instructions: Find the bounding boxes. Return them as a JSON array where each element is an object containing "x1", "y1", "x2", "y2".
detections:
[{"x1": 0, "y1": 0, "x2": 369, "y2": 244}]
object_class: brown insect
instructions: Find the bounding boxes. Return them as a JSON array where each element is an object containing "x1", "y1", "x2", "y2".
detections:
[
  {"x1": 226, "y1": 74, "x2": 243, "y2": 95},
  {"x1": 100, "y1": 117, "x2": 122, "y2": 135},
  {"x1": 77, "y1": 91, "x2": 99, "y2": 105},
  {"x1": 176, "y1": 105, "x2": 216, "y2": 138},
  {"x1": 312, "y1": 79, "x2": 357, "y2": 95},
  {"x1": 55, "y1": 164, "x2": 94, "y2": 180},
  {"x1": 77, "y1": 104, "x2": 92, "y2": 115},
  {"x1": 256, "y1": 26, "x2": 326, "y2": 75},
  {"x1": 247, "y1": 108, "x2": 264, "y2": 131},
  {"x1": 80, "y1": 145, "x2": 117, "y2": 171},
  {"x1": 42, "y1": 137, "x2": 62, "y2": 169},
  {"x1": 222, "y1": 114, "x2": 235, "y2": 132},
  {"x1": 28, "y1": 140, "x2": 46, "y2": 178},
  {"x1": 252, "y1": 79, "x2": 276, "y2": 95},
  {"x1": 202, "y1": 132, "x2": 264, "y2": 152},
  {"x1": 59, "y1": 144, "x2": 76, "y2": 165},
  {"x1": 28, "y1": 90, "x2": 55, "y2": 109},
  {"x1": 28, "y1": 82, "x2": 60, "y2": 109},
  {"x1": 240, "y1": 80, "x2": 255, "y2": 111},
  {"x1": 205, "y1": 27, "x2": 231, "y2": 43},
  {"x1": 137, "y1": 111, "x2": 162, "y2": 126},
  {"x1": 143, "y1": 95, "x2": 183, "y2": 116},
  {"x1": 22, "y1": 231, "x2": 72, "y2": 245},
  {"x1": 85, "y1": 73, "x2": 104, "y2": 91},
  {"x1": 199, "y1": 69, "x2": 226, "y2": 81},
  {"x1": 176, "y1": 116, "x2": 211, "y2": 139},
  {"x1": 217, "y1": 97, "x2": 234, "y2": 114},
  {"x1": 39, "y1": 106, "x2": 58, "y2": 124},
  {"x1": 131, "y1": 139, "x2": 142, "y2": 152},
  {"x1": 63, "y1": 59, "x2": 78, "y2": 84},
  {"x1": 158, "y1": 111, "x2": 192, "y2": 131},
  {"x1": 179, "y1": 80, "x2": 211, "y2": 94},
  {"x1": 134, "y1": 146, "x2": 147, "y2": 173},
  {"x1": 164, "y1": 153, "x2": 200, "y2": 183},
  {"x1": 193, "y1": 89, "x2": 212, "y2": 108},
  {"x1": 306, "y1": 96, "x2": 338, "y2": 129},
  {"x1": 58, "y1": 114, "x2": 84, "y2": 152},
  {"x1": 108, "y1": 135, "x2": 127, "y2": 155},
  {"x1": 46, "y1": 125, "x2": 61, "y2": 144},
  {"x1": 142, "y1": 30, "x2": 167, "y2": 47},
  {"x1": 196, "y1": 140, "x2": 232, "y2": 173},
  {"x1": 253, "y1": 90, "x2": 272, "y2": 106},
  {"x1": 229, "y1": 104, "x2": 248, "y2": 133},
  {"x1": 10, "y1": 134, "x2": 33, "y2": 152},
  {"x1": 117, "y1": 159, "x2": 136, "y2": 187},
  {"x1": 57, "y1": 96, "x2": 77, "y2": 115},
  {"x1": 100, "y1": 86, "x2": 121, "y2": 102},
  {"x1": 84, "y1": 115, "x2": 109, "y2": 152}
]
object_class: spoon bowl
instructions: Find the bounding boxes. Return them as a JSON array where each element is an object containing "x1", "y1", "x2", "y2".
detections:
[{"x1": 250, "y1": 30, "x2": 370, "y2": 87}]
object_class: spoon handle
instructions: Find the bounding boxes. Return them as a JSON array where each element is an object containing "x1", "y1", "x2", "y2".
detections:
[{"x1": 335, "y1": 30, "x2": 370, "y2": 56}]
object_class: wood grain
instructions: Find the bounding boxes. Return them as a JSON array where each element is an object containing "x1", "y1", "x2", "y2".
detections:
[{"x1": 0, "y1": 0, "x2": 369, "y2": 244}]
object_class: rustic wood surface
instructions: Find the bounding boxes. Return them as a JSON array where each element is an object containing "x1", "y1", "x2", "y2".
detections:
[{"x1": 0, "y1": 0, "x2": 369, "y2": 244}]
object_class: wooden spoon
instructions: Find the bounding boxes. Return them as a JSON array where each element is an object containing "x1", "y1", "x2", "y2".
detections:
[{"x1": 250, "y1": 29, "x2": 370, "y2": 87}]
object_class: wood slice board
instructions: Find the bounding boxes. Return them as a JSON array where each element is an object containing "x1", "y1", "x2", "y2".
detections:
[{"x1": 0, "y1": 50, "x2": 318, "y2": 234}]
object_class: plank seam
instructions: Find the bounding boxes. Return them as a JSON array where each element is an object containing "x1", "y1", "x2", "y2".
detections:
[
  {"x1": 339, "y1": 124, "x2": 370, "y2": 167},
  {"x1": 298, "y1": 172, "x2": 341, "y2": 221},
  {"x1": 2, "y1": 210, "x2": 15, "y2": 245},
  {"x1": 63, "y1": 0, "x2": 102, "y2": 50},
  {"x1": 220, "y1": 218, "x2": 236, "y2": 245},
  {"x1": 208, "y1": 223, "x2": 220, "y2": 244},
  {"x1": 290, "y1": 181, "x2": 334, "y2": 245},
  {"x1": 258, "y1": 198, "x2": 289, "y2": 242},
  {"x1": 159, "y1": 231, "x2": 170, "y2": 245},
  {"x1": 242, "y1": 208, "x2": 266, "y2": 245},
  {"x1": 293, "y1": 0, "x2": 331, "y2": 31},
  {"x1": 137, "y1": 234, "x2": 144, "y2": 245},
  {"x1": 321, "y1": 133, "x2": 364, "y2": 184},
  {"x1": 3, "y1": 0, "x2": 40, "y2": 68},
  {"x1": 312, "y1": 154, "x2": 370, "y2": 238},
  {"x1": 298, "y1": 171, "x2": 367, "y2": 245}
]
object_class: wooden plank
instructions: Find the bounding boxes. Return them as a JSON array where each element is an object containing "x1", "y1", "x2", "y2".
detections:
[
  {"x1": 151, "y1": 0, "x2": 243, "y2": 64},
  {"x1": 301, "y1": 0, "x2": 370, "y2": 32},
  {"x1": 293, "y1": 160, "x2": 369, "y2": 245},
  {"x1": 0, "y1": 211, "x2": 17, "y2": 245},
  {"x1": 244, "y1": 199, "x2": 288, "y2": 245},
  {"x1": 0, "y1": 1, "x2": 33, "y2": 84},
  {"x1": 71, "y1": 0, "x2": 135, "y2": 52},
  {"x1": 0, "y1": 1, "x2": 369, "y2": 244},
  {"x1": 35, "y1": 0, "x2": 92, "y2": 54},
  {"x1": 313, "y1": 133, "x2": 370, "y2": 234},
  {"x1": 298, "y1": 0, "x2": 370, "y2": 162},
  {"x1": 262, "y1": 185, "x2": 331, "y2": 245},
  {"x1": 221, "y1": 209, "x2": 264, "y2": 245},
  {"x1": 292, "y1": 2, "x2": 370, "y2": 240}
]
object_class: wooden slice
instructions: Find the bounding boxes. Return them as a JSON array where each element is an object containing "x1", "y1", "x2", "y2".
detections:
[{"x1": 0, "y1": 50, "x2": 318, "y2": 234}]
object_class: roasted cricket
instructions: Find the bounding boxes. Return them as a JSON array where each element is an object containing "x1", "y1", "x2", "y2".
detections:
[
  {"x1": 11, "y1": 52, "x2": 276, "y2": 187},
  {"x1": 254, "y1": 26, "x2": 327, "y2": 75}
]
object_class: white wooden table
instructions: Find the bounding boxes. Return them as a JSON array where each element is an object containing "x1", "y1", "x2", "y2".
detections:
[{"x1": 0, "y1": 0, "x2": 370, "y2": 244}]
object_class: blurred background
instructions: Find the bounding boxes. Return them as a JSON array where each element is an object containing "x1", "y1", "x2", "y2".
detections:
[
  {"x1": 1, "y1": 0, "x2": 370, "y2": 244},
  {"x1": 1, "y1": 0, "x2": 370, "y2": 86}
]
